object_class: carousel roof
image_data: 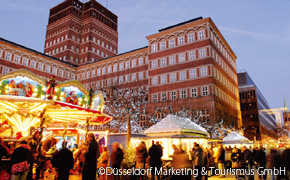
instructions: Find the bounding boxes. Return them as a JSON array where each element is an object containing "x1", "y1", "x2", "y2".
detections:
[
  {"x1": 144, "y1": 114, "x2": 208, "y2": 137},
  {"x1": 222, "y1": 131, "x2": 250, "y2": 144}
]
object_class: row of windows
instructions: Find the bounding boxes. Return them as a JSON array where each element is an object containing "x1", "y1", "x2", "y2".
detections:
[
  {"x1": 0, "y1": 50, "x2": 75, "y2": 79},
  {"x1": 151, "y1": 48, "x2": 207, "y2": 69},
  {"x1": 79, "y1": 57, "x2": 148, "y2": 80},
  {"x1": 211, "y1": 48, "x2": 237, "y2": 83},
  {"x1": 239, "y1": 90, "x2": 256, "y2": 100},
  {"x1": 151, "y1": 67, "x2": 208, "y2": 86},
  {"x1": 151, "y1": 30, "x2": 205, "y2": 53},
  {"x1": 210, "y1": 30, "x2": 235, "y2": 69},
  {"x1": 152, "y1": 86, "x2": 209, "y2": 103},
  {"x1": 46, "y1": 22, "x2": 117, "y2": 44},
  {"x1": 214, "y1": 86, "x2": 240, "y2": 110},
  {"x1": 213, "y1": 67, "x2": 239, "y2": 98}
]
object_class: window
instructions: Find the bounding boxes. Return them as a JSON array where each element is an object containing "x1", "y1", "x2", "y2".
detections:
[
  {"x1": 161, "y1": 58, "x2": 166, "y2": 67},
  {"x1": 160, "y1": 42, "x2": 166, "y2": 50},
  {"x1": 59, "y1": 69, "x2": 64, "y2": 77},
  {"x1": 198, "y1": 30, "x2": 205, "y2": 40},
  {"x1": 169, "y1": 56, "x2": 175, "y2": 65},
  {"x1": 92, "y1": 58, "x2": 95, "y2": 62},
  {"x1": 14, "y1": 55, "x2": 20, "y2": 63},
  {"x1": 125, "y1": 75, "x2": 130, "y2": 82},
  {"x1": 3, "y1": 67, "x2": 9, "y2": 74},
  {"x1": 0, "y1": 49, "x2": 2, "y2": 58},
  {"x1": 152, "y1": 94, "x2": 158, "y2": 103},
  {"x1": 71, "y1": 73, "x2": 75, "y2": 80},
  {"x1": 152, "y1": 77, "x2": 158, "y2": 86},
  {"x1": 52, "y1": 67, "x2": 57, "y2": 75},
  {"x1": 200, "y1": 67, "x2": 207, "y2": 76},
  {"x1": 102, "y1": 67, "x2": 106, "y2": 75},
  {"x1": 139, "y1": 72, "x2": 144, "y2": 80},
  {"x1": 161, "y1": 75, "x2": 167, "y2": 84},
  {"x1": 22, "y1": 58, "x2": 28, "y2": 66},
  {"x1": 5, "y1": 52, "x2": 11, "y2": 60},
  {"x1": 132, "y1": 59, "x2": 137, "y2": 67},
  {"x1": 108, "y1": 66, "x2": 112, "y2": 73},
  {"x1": 97, "y1": 69, "x2": 101, "y2": 76},
  {"x1": 92, "y1": 70, "x2": 95, "y2": 77},
  {"x1": 45, "y1": 65, "x2": 51, "y2": 73},
  {"x1": 199, "y1": 49, "x2": 206, "y2": 58},
  {"x1": 113, "y1": 77, "x2": 118, "y2": 85},
  {"x1": 30, "y1": 60, "x2": 36, "y2": 68},
  {"x1": 82, "y1": 73, "x2": 85, "y2": 79},
  {"x1": 178, "y1": 36, "x2": 184, "y2": 45},
  {"x1": 180, "y1": 90, "x2": 187, "y2": 99},
  {"x1": 161, "y1": 93, "x2": 167, "y2": 102},
  {"x1": 170, "y1": 73, "x2": 176, "y2": 82},
  {"x1": 171, "y1": 91, "x2": 177, "y2": 100},
  {"x1": 87, "y1": 71, "x2": 90, "y2": 78},
  {"x1": 190, "y1": 69, "x2": 197, "y2": 78},
  {"x1": 169, "y1": 39, "x2": 175, "y2": 48},
  {"x1": 191, "y1": 88, "x2": 198, "y2": 97},
  {"x1": 38, "y1": 63, "x2": 43, "y2": 71},
  {"x1": 119, "y1": 76, "x2": 124, "y2": 84},
  {"x1": 179, "y1": 54, "x2": 185, "y2": 62},
  {"x1": 107, "y1": 79, "x2": 111, "y2": 86},
  {"x1": 188, "y1": 33, "x2": 194, "y2": 42},
  {"x1": 179, "y1": 71, "x2": 186, "y2": 80},
  {"x1": 151, "y1": 44, "x2": 157, "y2": 52},
  {"x1": 202, "y1": 86, "x2": 209, "y2": 96},
  {"x1": 126, "y1": 61, "x2": 130, "y2": 69},
  {"x1": 113, "y1": 64, "x2": 118, "y2": 72},
  {"x1": 132, "y1": 73, "x2": 137, "y2": 81},
  {"x1": 139, "y1": 58, "x2": 144, "y2": 65},
  {"x1": 189, "y1": 51, "x2": 195, "y2": 60},
  {"x1": 120, "y1": 63, "x2": 124, "y2": 70},
  {"x1": 152, "y1": 60, "x2": 158, "y2": 69}
]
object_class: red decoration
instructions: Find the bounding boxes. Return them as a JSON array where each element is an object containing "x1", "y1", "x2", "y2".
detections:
[
  {"x1": 16, "y1": 132, "x2": 23, "y2": 139},
  {"x1": 46, "y1": 75, "x2": 57, "y2": 100}
]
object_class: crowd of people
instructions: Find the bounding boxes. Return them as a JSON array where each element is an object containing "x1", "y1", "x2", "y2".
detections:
[{"x1": 1, "y1": 132, "x2": 290, "y2": 180}]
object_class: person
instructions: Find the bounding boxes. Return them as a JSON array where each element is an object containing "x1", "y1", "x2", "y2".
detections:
[
  {"x1": 149, "y1": 140, "x2": 163, "y2": 180},
  {"x1": 82, "y1": 133, "x2": 100, "y2": 180},
  {"x1": 111, "y1": 142, "x2": 124, "y2": 180},
  {"x1": 53, "y1": 141, "x2": 74, "y2": 180},
  {"x1": 192, "y1": 143, "x2": 204, "y2": 180},
  {"x1": 136, "y1": 141, "x2": 148, "y2": 180},
  {"x1": 74, "y1": 144, "x2": 86, "y2": 173},
  {"x1": 217, "y1": 144, "x2": 225, "y2": 178},
  {"x1": 71, "y1": 144, "x2": 78, "y2": 154},
  {"x1": 97, "y1": 146, "x2": 110, "y2": 180},
  {"x1": 27, "y1": 130, "x2": 40, "y2": 180},
  {"x1": 256, "y1": 146, "x2": 267, "y2": 180},
  {"x1": 171, "y1": 144, "x2": 179, "y2": 157},
  {"x1": 206, "y1": 147, "x2": 215, "y2": 177},
  {"x1": 0, "y1": 136, "x2": 9, "y2": 163},
  {"x1": 267, "y1": 149, "x2": 280, "y2": 180},
  {"x1": 280, "y1": 148, "x2": 290, "y2": 180},
  {"x1": 171, "y1": 147, "x2": 191, "y2": 180},
  {"x1": 10, "y1": 140, "x2": 31, "y2": 180},
  {"x1": 241, "y1": 146, "x2": 253, "y2": 180}
]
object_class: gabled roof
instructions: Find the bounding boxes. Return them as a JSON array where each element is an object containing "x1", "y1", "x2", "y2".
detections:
[
  {"x1": 222, "y1": 131, "x2": 250, "y2": 143},
  {"x1": 144, "y1": 114, "x2": 208, "y2": 137}
]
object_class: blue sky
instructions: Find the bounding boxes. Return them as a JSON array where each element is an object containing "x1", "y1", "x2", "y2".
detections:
[{"x1": 0, "y1": 0, "x2": 289, "y2": 109}]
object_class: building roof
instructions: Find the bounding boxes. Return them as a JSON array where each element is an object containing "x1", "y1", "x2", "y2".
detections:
[
  {"x1": 144, "y1": 114, "x2": 208, "y2": 137},
  {"x1": 222, "y1": 131, "x2": 250, "y2": 144},
  {"x1": 0, "y1": 37, "x2": 77, "y2": 68},
  {"x1": 158, "y1": 17, "x2": 203, "y2": 32}
]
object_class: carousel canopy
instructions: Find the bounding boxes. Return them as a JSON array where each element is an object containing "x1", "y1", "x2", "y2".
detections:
[
  {"x1": 222, "y1": 131, "x2": 251, "y2": 144},
  {"x1": 144, "y1": 114, "x2": 208, "y2": 137}
]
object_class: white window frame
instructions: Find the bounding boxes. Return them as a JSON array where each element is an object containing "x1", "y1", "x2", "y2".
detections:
[
  {"x1": 139, "y1": 72, "x2": 144, "y2": 80},
  {"x1": 38, "y1": 63, "x2": 44, "y2": 71},
  {"x1": 3, "y1": 67, "x2": 9, "y2": 74},
  {"x1": 190, "y1": 69, "x2": 197, "y2": 79},
  {"x1": 161, "y1": 58, "x2": 166, "y2": 67},
  {"x1": 152, "y1": 94, "x2": 158, "y2": 103},
  {"x1": 113, "y1": 64, "x2": 118, "y2": 72},
  {"x1": 160, "y1": 41, "x2": 166, "y2": 50},
  {"x1": 179, "y1": 54, "x2": 185, "y2": 62},
  {"x1": 30, "y1": 60, "x2": 36, "y2": 68},
  {"x1": 102, "y1": 67, "x2": 106, "y2": 75},
  {"x1": 152, "y1": 77, "x2": 158, "y2": 86},
  {"x1": 126, "y1": 61, "x2": 130, "y2": 69},
  {"x1": 189, "y1": 51, "x2": 195, "y2": 60},
  {"x1": 132, "y1": 59, "x2": 137, "y2": 67},
  {"x1": 198, "y1": 30, "x2": 205, "y2": 40},
  {"x1": 132, "y1": 73, "x2": 137, "y2": 81},
  {"x1": 5, "y1": 52, "x2": 11, "y2": 61},
  {"x1": 151, "y1": 44, "x2": 157, "y2": 53},
  {"x1": 188, "y1": 33, "x2": 194, "y2": 42},
  {"x1": 202, "y1": 86, "x2": 209, "y2": 96},
  {"x1": 119, "y1": 76, "x2": 124, "y2": 84},
  {"x1": 169, "y1": 39, "x2": 175, "y2": 48},
  {"x1": 170, "y1": 73, "x2": 176, "y2": 82},
  {"x1": 171, "y1": 91, "x2": 177, "y2": 100},
  {"x1": 199, "y1": 49, "x2": 206, "y2": 58},
  {"x1": 180, "y1": 90, "x2": 187, "y2": 99},
  {"x1": 13, "y1": 55, "x2": 20, "y2": 63},
  {"x1": 120, "y1": 63, "x2": 124, "y2": 70},
  {"x1": 161, "y1": 75, "x2": 167, "y2": 84},
  {"x1": 45, "y1": 65, "x2": 51, "y2": 73},
  {"x1": 178, "y1": 36, "x2": 184, "y2": 45},
  {"x1": 139, "y1": 58, "x2": 144, "y2": 66},
  {"x1": 169, "y1": 56, "x2": 175, "y2": 65},
  {"x1": 152, "y1": 60, "x2": 158, "y2": 69},
  {"x1": 191, "y1": 88, "x2": 198, "y2": 97},
  {"x1": 52, "y1": 67, "x2": 57, "y2": 75},
  {"x1": 200, "y1": 67, "x2": 207, "y2": 77},
  {"x1": 161, "y1": 93, "x2": 167, "y2": 102},
  {"x1": 179, "y1": 71, "x2": 186, "y2": 80},
  {"x1": 108, "y1": 66, "x2": 112, "y2": 73}
]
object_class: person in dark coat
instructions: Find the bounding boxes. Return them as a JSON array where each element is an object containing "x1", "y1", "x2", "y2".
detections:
[
  {"x1": 256, "y1": 146, "x2": 267, "y2": 180},
  {"x1": 10, "y1": 140, "x2": 31, "y2": 180},
  {"x1": 136, "y1": 141, "x2": 148, "y2": 180},
  {"x1": 111, "y1": 142, "x2": 124, "y2": 180},
  {"x1": 217, "y1": 144, "x2": 225, "y2": 178},
  {"x1": 53, "y1": 141, "x2": 74, "y2": 180},
  {"x1": 280, "y1": 148, "x2": 290, "y2": 180},
  {"x1": 149, "y1": 140, "x2": 163, "y2": 180},
  {"x1": 192, "y1": 144, "x2": 204, "y2": 180},
  {"x1": 27, "y1": 130, "x2": 40, "y2": 180},
  {"x1": 242, "y1": 146, "x2": 254, "y2": 180},
  {"x1": 82, "y1": 133, "x2": 100, "y2": 180}
]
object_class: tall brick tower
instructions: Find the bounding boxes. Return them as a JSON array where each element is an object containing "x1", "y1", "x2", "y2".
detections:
[{"x1": 44, "y1": 0, "x2": 118, "y2": 66}]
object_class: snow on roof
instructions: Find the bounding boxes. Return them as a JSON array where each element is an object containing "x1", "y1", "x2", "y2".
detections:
[
  {"x1": 222, "y1": 131, "x2": 250, "y2": 143},
  {"x1": 144, "y1": 114, "x2": 208, "y2": 136}
]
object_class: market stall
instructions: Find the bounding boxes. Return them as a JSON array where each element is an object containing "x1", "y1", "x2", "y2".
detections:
[
  {"x1": 222, "y1": 131, "x2": 252, "y2": 148},
  {"x1": 144, "y1": 114, "x2": 209, "y2": 159},
  {"x1": 0, "y1": 69, "x2": 112, "y2": 140}
]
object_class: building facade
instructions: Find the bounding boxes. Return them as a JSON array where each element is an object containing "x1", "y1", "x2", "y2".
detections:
[
  {"x1": 0, "y1": 0, "x2": 241, "y2": 130},
  {"x1": 238, "y1": 71, "x2": 277, "y2": 141}
]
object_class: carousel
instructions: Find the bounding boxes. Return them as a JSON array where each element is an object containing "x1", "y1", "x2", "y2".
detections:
[{"x1": 0, "y1": 69, "x2": 112, "y2": 145}]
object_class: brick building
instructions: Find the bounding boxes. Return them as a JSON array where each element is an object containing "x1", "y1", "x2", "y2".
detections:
[
  {"x1": 238, "y1": 71, "x2": 277, "y2": 141},
  {"x1": 0, "y1": 0, "x2": 241, "y2": 129}
]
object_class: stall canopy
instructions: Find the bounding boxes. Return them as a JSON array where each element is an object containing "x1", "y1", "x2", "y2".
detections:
[
  {"x1": 0, "y1": 69, "x2": 112, "y2": 136},
  {"x1": 144, "y1": 114, "x2": 209, "y2": 137},
  {"x1": 222, "y1": 131, "x2": 251, "y2": 144}
]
